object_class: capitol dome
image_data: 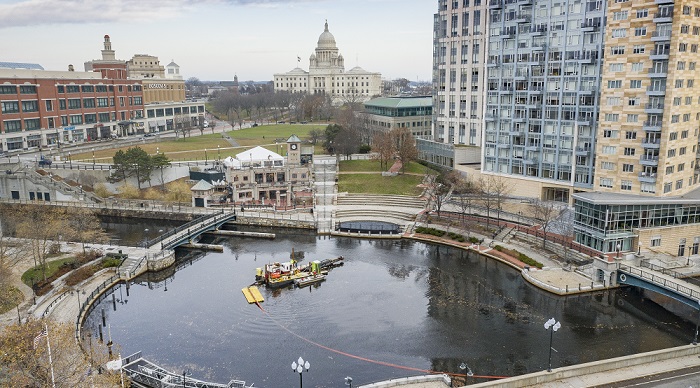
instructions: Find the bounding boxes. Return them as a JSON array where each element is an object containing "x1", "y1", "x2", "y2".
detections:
[{"x1": 317, "y1": 21, "x2": 337, "y2": 49}]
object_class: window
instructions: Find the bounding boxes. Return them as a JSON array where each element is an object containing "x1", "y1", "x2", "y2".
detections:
[
  {"x1": 621, "y1": 180, "x2": 632, "y2": 190},
  {"x1": 612, "y1": 28, "x2": 627, "y2": 38},
  {"x1": 625, "y1": 131, "x2": 637, "y2": 139},
  {"x1": 67, "y1": 99, "x2": 81, "y2": 109},
  {"x1": 82, "y1": 98, "x2": 95, "y2": 108},
  {"x1": 601, "y1": 161, "x2": 615, "y2": 170},
  {"x1": 682, "y1": 25, "x2": 690, "y2": 34},
  {"x1": 682, "y1": 130, "x2": 689, "y2": 138},
  {"x1": 1, "y1": 101, "x2": 19, "y2": 114},
  {"x1": 65, "y1": 85, "x2": 79, "y2": 93},
  {"x1": 3, "y1": 120, "x2": 21, "y2": 132},
  {"x1": 670, "y1": 132, "x2": 678, "y2": 140},
  {"x1": 622, "y1": 164, "x2": 634, "y2": 172},
  {"x1": 678, "y1": 61, "x2": 686, "y2": 70},
  {"x1": 631, "y1": 62, "x2": 644, "y2": 72},
  {"x1": 95, "y1": 85, "x2": 108, "y2": 93},
  {"x1": 675, "y1": 79, "x2": 684, "y2": 88},
  {"x1": 600, "y1": 178, "x2": 613, "y2": 188},
  {"x1": 636, "y1": 9, "x2": 648, "y2": 18},
  {"x1": 666, "y1": 165, "x2": 675, "y2": 174},
  {"x1": 680, "y1": 43, "x2": 688, "y2": 52},
  {"x1": 605, "y1": 113, "x2": 619, "y2": 122},
  {"x1": 668, "y1": 148, "x2": 676, "y2": 157},
  {"x1": 684, "y1": 113, "x2": 691, "y2": 121},
  {"x1": 613, "y1": 11, "x2": 628, "y2": 20},
  {"x1": 692, "y1": 62, "x2": 697, "y2": 70},
  {"x1": 69, "y1": 114, "x2": 83, "y2": 125},
  {"x1": 45, "y1": 100, "x2": 53, "y2": 111},
  {"x1": 633, "y1": 45, "x2": 645, "y2": 54},
  {"x1": 97, "y1": 98, "x2": 108, "y2": 107},
  {"x1": 602, "y1": 146, "x2": 616, "y2": 154},
  {"x1": 624, "y1": 147, "x2": 636, "y2": 156},
  {"x1": 651, "y1": 236, "x2": 661, "y2": 247},
  {"x1": 0, "y1": 85, "x2": 15, "y2": 94},
  {"x1": 627, "y1": 114, "x2": 639, "y2": 122},
  {"x1": 664, "y1": 182, "x2": 672, "y2": 193},
  {"x1": 634, "y1": 27, "x2": 647, "y2": 36},
  {"x1": 686, "y1": 97, "x2": 693, "y2": 105},
  {"x1": 609, "y1": 63, "x2": 623, "y2": 72},
  {"x1": 24, "y1": 118, "x2": 39, "y2": 130},
  {"x1": 608, "y1": 80, "x2": 622, "y2": 88},
  {"x1": 679, "y1": 163, "x2": 685, "y2": 172},
  {"x1": 672, "y1": 114, "x2": 680, "y2": 123},
  {"x1": 21, "y1": 100, "x2": 38, "y2": 112},
  {"x1": 611, "y1": 46, "x2": 625, "y2": 55},
  {"x1": 689, "y1": 79, "x2": 695, "y2": 88},
  {"x1": 19, "y1": 85, "x2": 36, "y2": 94},
  {"x1": 674, "y1": 97, "x2": 682, "y2": 106},
  {"x1": 630, "y1": 80, "x2": 642, "y2": 88},
  {"x1": 677, "y1": 179, "x2": 684, "y2": 190},
  {"x1": 603, "y1": 129, "x2": 618, "y2": 138},
  {"x1": 81, "y1": 85, "x2": 94, "y2": 93}
]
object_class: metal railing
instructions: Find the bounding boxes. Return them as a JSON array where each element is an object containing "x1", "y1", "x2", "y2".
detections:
[
  {"x1": 618, "y1": 264, "x2": 700, "y2": 301},
  {"x1": 42, "y1": 290, "x2": 71, "y2": 317},
  {"x1": 639, "y1": 259, "x2": 684, "y2": 278},
  {"x1": 75, "y1": 273, "x2": 121, "y2": 339}
]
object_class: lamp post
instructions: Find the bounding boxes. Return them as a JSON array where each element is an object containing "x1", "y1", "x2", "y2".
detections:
[
  {"x1": 68, "y1": 152, "x2": 72, "y2": 169},
  {"x1": 459, "y1": 362, "x2": 473, "y2": 385},
  {"x1": 92, "y1": 148, "x2": 95, "y2": 165},
  {"x1": 616, "y1": 243, "x2": 621, "y2": 258},
  {"x1": 217, "y1": 145, "x2": 221, "y2": 161},
  {"x1": 291, "y1": 356, "x2": 310, "y2": 388},
  {"x1": 544, "y1": 318, "x2": 561, "y2": 372},
  {"x1": 205, "y1": 148, "x2": 208, "y2": 165},
  {"x1": 344, "y1": 376, "x2": 353, "y2": 388},
  {"x1": 182, "y1": 369, "x2": 191, "y2": 387},
  {"x1": 694, "y1": 300, "x2": 700, "y2": 345}
]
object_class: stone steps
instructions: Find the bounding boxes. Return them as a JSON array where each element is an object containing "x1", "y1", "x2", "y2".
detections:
[{"x1": 337, "y1": 194, "x2": 426, "y2": 209}]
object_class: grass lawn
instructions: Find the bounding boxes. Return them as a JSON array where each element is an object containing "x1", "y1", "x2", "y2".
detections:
[
  {"x1": 21, "y1": 257, "x2": 75, "y2": 285},
  {"x1": 340, "y1": 159, "x2": 438, "y2": 175},
  {"x1": 338, "y1": 173, "x2": 425, "y2": 196},
  {"x1": 0, "y1": 286, "x2": 23, "y2": 314},
  {"x1": 74, "y1": 124, "x2": 328, "y2": 163},
  {"x1": 228, "y1": 124, "x2": 326, "y2": 146}
]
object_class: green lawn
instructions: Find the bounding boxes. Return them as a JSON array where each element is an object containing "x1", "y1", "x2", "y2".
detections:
[
  {"x1": 21, "y1": 257, "x2": 75, "y2": 285},
  {"x1": 228, "y1": 124, "x2": 326, "y2": 146},
  {"x1": 75, "y1": 124, "x2": 328, "y2": 163},
  {"x1": 338, "y1": 173, "x2": 425, "y2": 196},
  {"x1": 340, "y1": 159, "x2": 437, "y2": 175}
]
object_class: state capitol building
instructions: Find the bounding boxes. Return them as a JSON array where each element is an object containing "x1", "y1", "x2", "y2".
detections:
[{"x1": 273, "y1": 21, "x2": 381, "y2": 104}]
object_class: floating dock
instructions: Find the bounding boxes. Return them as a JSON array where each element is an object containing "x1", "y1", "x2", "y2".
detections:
[
  {"x1": 179, "y1": 242, "x2": 224, "y2": 252},
  {"x1": 242, "y1": 286, "x2": 265, "y2": 304},
  {"x1": 206, "y1": 230, "x2": 276, "y2": 239}
]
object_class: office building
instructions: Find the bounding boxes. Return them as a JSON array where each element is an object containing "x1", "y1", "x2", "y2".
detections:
[{"x1": 363, "y1": 96, "x2": 433, "y2": 139}]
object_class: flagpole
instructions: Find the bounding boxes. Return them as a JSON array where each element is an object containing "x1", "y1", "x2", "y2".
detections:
[{"x1": 44, "y1": 323, "x2": 56, "y2": 388}]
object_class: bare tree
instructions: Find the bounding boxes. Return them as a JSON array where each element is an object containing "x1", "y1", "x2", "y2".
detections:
[
  {"x1": 308, "y1": 129, "x2": 323, "y2": 145},
  {"x1": 390, "y1": 127, "x2": 418, "y2": 173},
  {"x1": 453, "y1": 174, "x2": 477, "y2": 223},
  {"x1": 531, "y1": 199, "x2": 566, "y2": 249},
  {"x1": 13, "y1": 205, "x2": 69, "y2": 281},
  {"x1": 371, "y1": 131, "x2": 394, "y2": 171},
  {"x1": 476, "y1": 175, "x2": 513, "y2": 228},
  {"x1": 66, "y1": 208, "x2": 109, "y2": 253}
]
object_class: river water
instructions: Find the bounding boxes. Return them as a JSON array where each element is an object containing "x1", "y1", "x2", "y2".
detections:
[{"x1": 84, "y1": 227, "x2": 694, "y2": 387}]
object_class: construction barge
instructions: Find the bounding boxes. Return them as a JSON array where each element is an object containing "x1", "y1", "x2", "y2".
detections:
[{"x1": 255, "y1": 256, "x2": 344, "y2": 288}]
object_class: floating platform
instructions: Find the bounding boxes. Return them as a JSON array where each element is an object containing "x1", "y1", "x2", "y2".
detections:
[
  {"x1": 180, "y1": 242, "x2": 224, "y2": 252},
  {"x1": 242, "y1": 286, "x2": 265, "y2": 304},
  {"x1": 206, "y1": 230, "x2": 276, "y2": 239},
  {"x1": 294, "y1": 274, "x2": 326, "y2": 287}
]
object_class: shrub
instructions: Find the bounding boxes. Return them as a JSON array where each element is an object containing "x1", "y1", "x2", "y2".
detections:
[
  {"x1": 48, "y1": 243, "x2": 61, "y2": 255},
  {"x1": 493, "y1": 245, "x2": 543, "y2": 268},
  {"x1": 469, "y1": 236, "x2": 480, "y2": 244},
  {"x1": 64, "y1": 265, "x2": 100, "y2": 287},
  {"x1": 101, "y1": 257, "x2": 122, "y2": 268},
  {"x1": 358, "y1": 144, "x2": 371, "y2": 154}
]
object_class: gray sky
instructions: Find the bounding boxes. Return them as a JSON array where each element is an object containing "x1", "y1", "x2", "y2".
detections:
[{"x1": 0, "y1": 0, "x2": 435, "y2": 82}]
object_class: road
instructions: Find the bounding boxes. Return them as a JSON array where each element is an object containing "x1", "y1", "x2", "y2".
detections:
[{"x1": 603, "y1": 366, "x2": 700, "y2": 388}]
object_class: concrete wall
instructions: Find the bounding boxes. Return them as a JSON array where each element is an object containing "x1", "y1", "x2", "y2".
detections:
[{"x1": 468, "y1": 344, "x2": 700, "y2": 387}]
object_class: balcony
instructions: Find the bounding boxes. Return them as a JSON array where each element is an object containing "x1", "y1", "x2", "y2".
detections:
[
  {"x1": 530, "y1": 26, "x2": 547, "y2": 36},
  {"x1": 638, "y1": 172, "x2": 658, "y2": 183},
  {"x1": 578, "y1": 88, "x2": 595, "y2": 96},
  {"x1": 651, "y1": 30, "x2": 672, "y2": 41},
  {"x1": 523, "y1": 158, "x2": 539, "y2": 164},
  {"x1": 642, "y1": 138, "x2": 662, "y2": 149},
  {"x1": 581, "y1": 21, "x2": 600, "y2": 32},
  {"x1": 655, "y1": 0, "x2": 673, "y2": 3},
  {"x1": 575, "y1": 146, "x2": 591, "y2": 156},
  {"x1": 650, "y1": 50, "x2": 670, "y2": 60},
  {"x1": 513, "y1": 115, "x2": 527, "y2": 123},
  {"x1": 642, "y1": 121, "x2": 663, "y2": 132},
  {"x1": 488, "y1": 0, "x2": 503, "y2": 8},
  {"x1": 640, "y1": 155, "x2": 660, "y2": 166},
  {"x1": 644, "y1": 103, "x2": 665, "y2": 114},
  {"x1": 514, "y1": 14, "x2": 532, "y2": 23},
  {"x1": 653, "y1": 12, "x2": 674, "y2": 23},
  {"x1": 496, "y1": 142, "x2": 510, "y2": 148},
  {"x1": 576, "y1": 116, "x2": 591, "y2": 126},
  {"x1": 531, "y1": 44, "x2": 545, "y2": 52},
  {"x1": 648, "y1": 67, "x2": 668, "y2": 78},
  {"x1": 646, "y1": 86, "x2": 666, "y2": 96}
]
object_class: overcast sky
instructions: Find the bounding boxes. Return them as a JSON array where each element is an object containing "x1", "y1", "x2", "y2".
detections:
[{"x1": 0, "y1": 0, "x2": 436, "y2": 83}]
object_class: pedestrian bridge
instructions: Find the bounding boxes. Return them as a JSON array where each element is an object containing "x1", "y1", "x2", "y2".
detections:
[
  {"x1": 617, "y1": 263, "x2": 700, "y2": 310},
  {"x1": 143, "y1": 210, "x2": 237, "y2": 250}
]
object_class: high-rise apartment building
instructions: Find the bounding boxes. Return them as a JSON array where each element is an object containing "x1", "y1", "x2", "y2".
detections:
[
  {"x1": 482, "y1": 0, "x2": 606, "y2": 202},
  {"x1": 433, "y1": 0, "x2": 488, "y2": 148},
  {"x1": 595, "y1": 0, "x2": 700, "y2": 197}
]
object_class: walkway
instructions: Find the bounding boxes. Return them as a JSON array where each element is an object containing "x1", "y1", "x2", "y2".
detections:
[{"x1": 313, "y1": 157, "x2": 337, "y2": 234}]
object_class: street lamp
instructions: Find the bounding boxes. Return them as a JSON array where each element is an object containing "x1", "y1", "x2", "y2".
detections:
[
  {"x1": 291, "y1": 356, "x2": 310, "y2": 388},
  {"x1": 217, "y1": 145, "x2": 221, "y2": 161},
  {"x1": 205, "y1": 148, "x2": 208, "y2": 165},
  {"x1": 344, "y1": 376, "x2": 353, "y2": 387},
  {"x1": 616, "y1": 243, "x2": 621, "y2": 258},
  {"x1": 92, "y1": 148, "x2": 95, "y2": 165},
  {"x1": 68, "y1": 152, "x2": 72, "y2": 169},
  {"x1": 694, "y1": 300, "x2": 700, "y2": 345},
  {"x1": 459, "y1": 362, "x2": 473, "y2": 386},
  {"x1": 182, "y1": 369, "x2": 191, "y2": 387},
  {"x1": 544, "y1": 318, "x2": 561, "y2": 372}
]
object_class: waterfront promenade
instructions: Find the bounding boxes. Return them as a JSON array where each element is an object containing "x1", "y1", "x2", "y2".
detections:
[{"x1": 4, "y1": 194, "x2": 700, "y2": 387}]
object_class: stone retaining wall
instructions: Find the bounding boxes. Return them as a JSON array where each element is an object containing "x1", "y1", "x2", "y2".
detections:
[{"x1": 234, "y1": 216, "x2": 315, "y2": 229}]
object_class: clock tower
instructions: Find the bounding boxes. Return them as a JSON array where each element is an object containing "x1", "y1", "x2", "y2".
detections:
[{"x1": 286, "y1": 134, "x2": 302, "y2": 165}]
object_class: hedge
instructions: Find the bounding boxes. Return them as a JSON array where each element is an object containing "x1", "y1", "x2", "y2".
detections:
[{"x1": 494, "y1": 245, "x2": 543, "y2": 268}]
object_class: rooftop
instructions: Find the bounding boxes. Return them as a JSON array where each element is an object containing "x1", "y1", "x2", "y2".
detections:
[
  {"x1": 0, "y1": 61, "x2": 44, "y2": 70},
  {"x1": 574, "y1": 186, "x2": 700, "y2": 206},
  {"x1": 364, "y1": 96, "x2": 432, "y2": 109}
]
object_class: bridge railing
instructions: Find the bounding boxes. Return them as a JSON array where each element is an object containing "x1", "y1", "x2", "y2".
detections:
[
  {"x1": 639, "y1": 259, "x2": 684, "y2": 278},
  {"x1": 619, "y1": 264, "x2": 700, "y2": 300},
  {"x1": 75, "y1": 273, "x2": 122, "y2": 340},
  {"x1": 143, "y1": 210, "x2": 223, "y2": 248}
]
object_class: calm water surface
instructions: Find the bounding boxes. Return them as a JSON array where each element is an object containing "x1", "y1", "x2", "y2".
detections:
[{"x1": 85, "y1": 228, "x2": 694, "y2": 387}]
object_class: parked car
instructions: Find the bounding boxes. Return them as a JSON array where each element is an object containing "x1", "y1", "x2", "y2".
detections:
[
  {"x1": 203, "y1": 120, "x2": 209, "y2": 128},
  {"x1": 38, "y1": 156, "x2": 52, "y2": 166}
]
